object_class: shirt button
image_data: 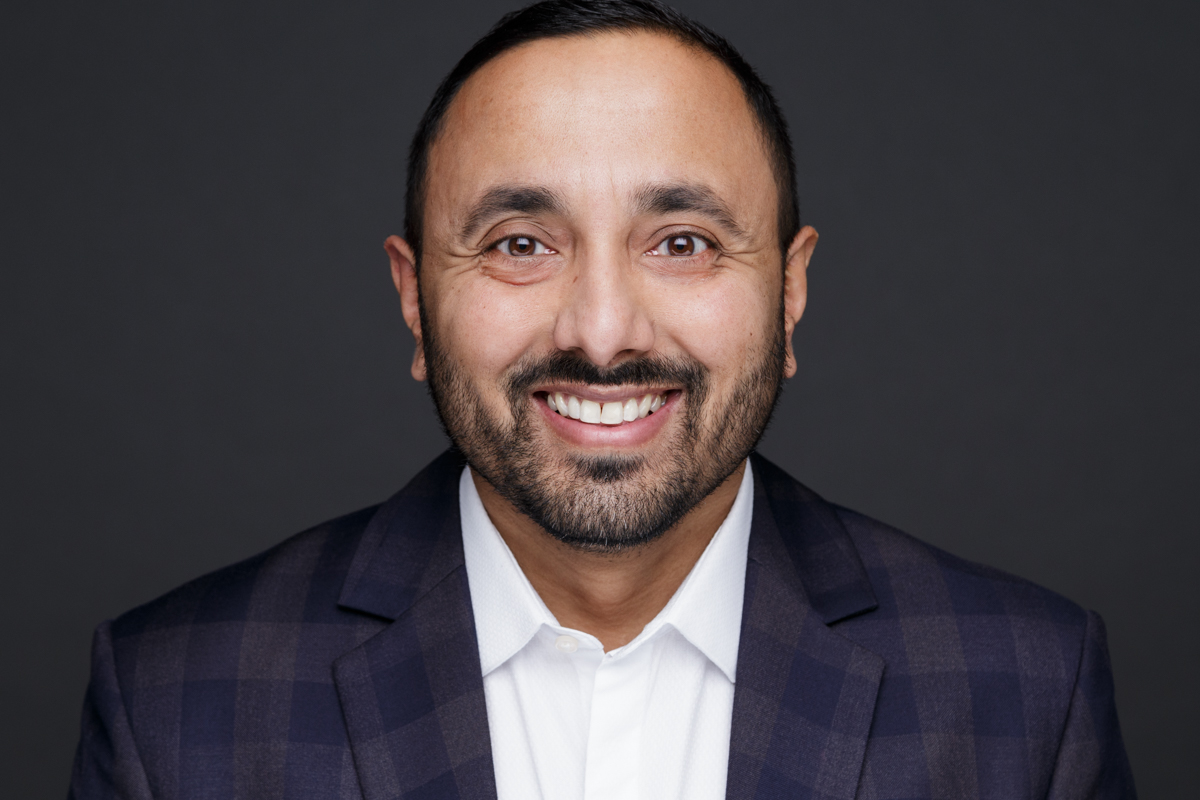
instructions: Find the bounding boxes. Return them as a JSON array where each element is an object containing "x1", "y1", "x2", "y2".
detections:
[{"x1": 554, "y1": 635, "x2": 579, "y2": 654}]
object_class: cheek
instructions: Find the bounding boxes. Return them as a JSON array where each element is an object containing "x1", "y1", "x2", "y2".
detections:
[
  {"x1": 432, "y1": 276, "x2": 557, "y2": 379},
  {"x1": 653, "y1": 277, "x2": 779, "y2": 372}
]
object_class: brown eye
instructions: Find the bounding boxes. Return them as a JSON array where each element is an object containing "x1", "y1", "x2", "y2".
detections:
[
  {"x1": 652, "y1": 234, "x2": 709, "y2": 257},
  {"x1": 499, "y1": 236, "x2": 550, "y2": 257}
]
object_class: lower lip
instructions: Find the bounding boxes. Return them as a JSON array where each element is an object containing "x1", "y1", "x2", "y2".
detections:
[{"x1": 537, "y1": 392, "x2": 678, "y2": 448}]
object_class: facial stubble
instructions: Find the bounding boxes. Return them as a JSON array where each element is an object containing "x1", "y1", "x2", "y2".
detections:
[{"x1": 418, "y1": 295, "x2": 787, "y2": 552}]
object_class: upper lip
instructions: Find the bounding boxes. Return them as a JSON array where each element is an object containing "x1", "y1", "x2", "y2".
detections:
[{"x1": 534, "y1": 384, "x2": 676, "y2": 403}]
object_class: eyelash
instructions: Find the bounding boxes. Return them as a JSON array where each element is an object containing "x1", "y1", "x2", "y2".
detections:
[
  {"x1": 491, "y1": 236, "x2": 556, "y2": 257},
  {"x1": 646, "y1": 232, "x2": 714, "y2": 257}
]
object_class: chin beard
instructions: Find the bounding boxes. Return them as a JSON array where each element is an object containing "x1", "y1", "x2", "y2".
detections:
[
  {"x1": 490, "y1": 449, "x2": 710, "y2": 552},
  {"x1": 420, "y1": 311, "x2": 786, "y2": 552}
]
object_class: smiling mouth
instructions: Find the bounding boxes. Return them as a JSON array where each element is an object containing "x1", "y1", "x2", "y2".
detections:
[{"x1": 542, "y1": 390, "x2": 668, "y2": 426}]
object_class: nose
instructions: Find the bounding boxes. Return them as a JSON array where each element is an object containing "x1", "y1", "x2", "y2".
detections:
[{"x1": 552, "y1": 246, "x2": 655, "y2": 367}]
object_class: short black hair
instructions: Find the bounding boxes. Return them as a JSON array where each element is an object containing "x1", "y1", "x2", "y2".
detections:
[{"x1": 404, "y1": 0, "x2": 799, "y2": 264}]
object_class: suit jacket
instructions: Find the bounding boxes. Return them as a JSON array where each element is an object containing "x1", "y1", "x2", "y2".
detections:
[{"x1": 70, "y1": 451, "x2": 1135, "y2": 799}]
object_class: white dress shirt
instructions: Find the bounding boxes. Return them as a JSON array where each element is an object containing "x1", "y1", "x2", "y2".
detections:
[{"x1": 459, "y1": 460, "x2": 754, "y2": 800}]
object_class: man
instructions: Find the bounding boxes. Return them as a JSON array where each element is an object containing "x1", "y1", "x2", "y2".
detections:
[{"x1": 70, "y1": 1, "x2": 1135, "y2": 798}]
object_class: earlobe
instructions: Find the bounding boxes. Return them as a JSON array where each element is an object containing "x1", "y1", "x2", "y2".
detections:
[
  {"x1": 411, "y1": 339, "x2": 427, "y2": 382},
  {"x1": 384, "y1": 235, "x2": 427, "y2": 382},
  {"x1": 782, "y1": 226, "x2": 818, "y2": 379}
]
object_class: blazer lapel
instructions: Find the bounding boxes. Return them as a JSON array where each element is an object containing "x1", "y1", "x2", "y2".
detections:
[
  {"x1": 727, "y1": 455, "x2": 885, "y2": 800},
  {"x1": 327, "y1": 450, "x2": 884, "y2": 800},
  {"x1": 333, "y1": 451, "x2": 497, "y2": 800}
]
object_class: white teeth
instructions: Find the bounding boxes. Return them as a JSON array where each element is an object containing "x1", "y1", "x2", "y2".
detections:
[
  {"x1": 600, "y1": 402, "x2": 624, "y2": 425},
  {"x1": 546, "y1": 391, "x2": 666, "y2": 425},
  {"x1": 580, "y1": 399, "x2": 602, "y2": 423},
  {"x1": 638, "y1": 394, "x2": 653, "y2": 418}
]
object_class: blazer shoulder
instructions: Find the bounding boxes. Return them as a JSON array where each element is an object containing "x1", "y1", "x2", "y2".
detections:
[
  {"x1": 823, "y1": 505, "x2": 1134, "y2": 796},
  {"x1": 108, "y1": 504, "x2": 380, "y2": 641},
  {"x1": 832, "y1": 503, "x2": 1089, "y2": 632}
]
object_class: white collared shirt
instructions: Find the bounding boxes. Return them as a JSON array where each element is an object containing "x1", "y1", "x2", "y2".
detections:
[{"x1": 459, "y1": 460, "x2": 754, "y2": 800}]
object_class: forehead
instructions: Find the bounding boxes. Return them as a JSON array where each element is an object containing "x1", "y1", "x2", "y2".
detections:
[{"x1": 425, "y1": 31, "x2": 775, "y2": 230}]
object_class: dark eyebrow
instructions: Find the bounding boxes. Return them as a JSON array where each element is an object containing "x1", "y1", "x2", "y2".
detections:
[
  {"x1": 458, "y1": 185, "x2": 566, "y2": 242},
  {"x1": 633, "y1": 182, "x2": 747, "y2": 240}
]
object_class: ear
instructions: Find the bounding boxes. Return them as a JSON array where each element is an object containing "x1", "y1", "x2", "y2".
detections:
[
  {"x1": 385, "y1": 235, "x2": 427, "y2": 381},
  {"x1": 782, "y1": 226, "x2": 818, "y2": 379}
]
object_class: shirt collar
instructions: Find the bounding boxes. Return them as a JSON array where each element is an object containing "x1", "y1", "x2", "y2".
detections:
[
  {"x1": 460, "y1": 460, "x2": 754, "y2": 682},
  {"x1": 648, "y1": 458, "x2": 753, "y2": 682},
  {"x1": 459, "y1": 467, "x2": 558, "y2": 676}
]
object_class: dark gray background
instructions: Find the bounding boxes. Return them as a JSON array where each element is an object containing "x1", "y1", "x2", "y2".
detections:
[{"x1": 3, "y1": 1, "x2": 1196, "y2": 797}]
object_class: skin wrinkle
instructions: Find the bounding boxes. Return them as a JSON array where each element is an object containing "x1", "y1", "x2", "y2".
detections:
[{"x1": 387, "y1": 31, "x2": 817, "y2": 649}]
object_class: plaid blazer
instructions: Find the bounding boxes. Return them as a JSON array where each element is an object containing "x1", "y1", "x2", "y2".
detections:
[{"x1": 70, "y1": 451, "x2": 1135, "y2": 799}]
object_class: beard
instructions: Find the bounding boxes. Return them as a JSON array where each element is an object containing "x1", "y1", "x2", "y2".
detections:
[{"x1": 420, "y1": 304, "x2": 787, "y2": 552}]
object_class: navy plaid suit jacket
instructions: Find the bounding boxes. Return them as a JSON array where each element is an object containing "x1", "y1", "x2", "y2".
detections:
[{"x1": 70, "y1": 451, "x2": 1135, "y2": 799}]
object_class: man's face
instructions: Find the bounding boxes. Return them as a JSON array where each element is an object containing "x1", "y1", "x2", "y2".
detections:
[{"x1": 392, "y1": 32, "x2": 812, "y2": 549}]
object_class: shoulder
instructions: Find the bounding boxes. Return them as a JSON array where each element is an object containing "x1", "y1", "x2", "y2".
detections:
[
  {"x1": 769, "y1": 503, "x2": 1132, "y2": 798},
  {"x1": 827, "y1": 503, "x2": 1095, "y2": 726},
  {"x1": 753, "y1": 454, "x2": 1092, "y2": 682},
  {"x1": 834, "y1": 503, "x2": 1088, "y2": 634},
  {"x1": 103, "y1": 451, "x2": 468, "y2": 668},
  {"x1": 107, "y1": 504, "x2": 379, "y2": 648},
  {"x1": 86, "y1": 503, "x2": 392, "y2": 771},
  {"x1": 753, "y1": 453, "x2": 1087, "y2": 635}
]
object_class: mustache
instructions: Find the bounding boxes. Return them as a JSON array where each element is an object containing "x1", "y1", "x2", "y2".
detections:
[{"x1": 504, "y1": 351, "x2": 708, "y2": 398}]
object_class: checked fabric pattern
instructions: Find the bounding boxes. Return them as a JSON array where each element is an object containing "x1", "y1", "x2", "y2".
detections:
[
  {"x1": 70, "y1": 451, "x2": 1135, "y2": 799},
  {"x1": 732, "y1": 457, "x2": 1135, "y2": 800}
]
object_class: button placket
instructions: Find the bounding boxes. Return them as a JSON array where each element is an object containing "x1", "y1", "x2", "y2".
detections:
[{"x1": 582, "y1": 644, "x2": 647, "y2": 800}]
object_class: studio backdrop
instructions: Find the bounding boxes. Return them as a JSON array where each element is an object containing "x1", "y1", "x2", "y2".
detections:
[{"x1": 2, "y1": 1, "x2": 1196, "y2": 797}]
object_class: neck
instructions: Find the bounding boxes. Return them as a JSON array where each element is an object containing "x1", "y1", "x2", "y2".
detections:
[{"x1": 471, "y1": 460, "x2": 746, "y2": 651}]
